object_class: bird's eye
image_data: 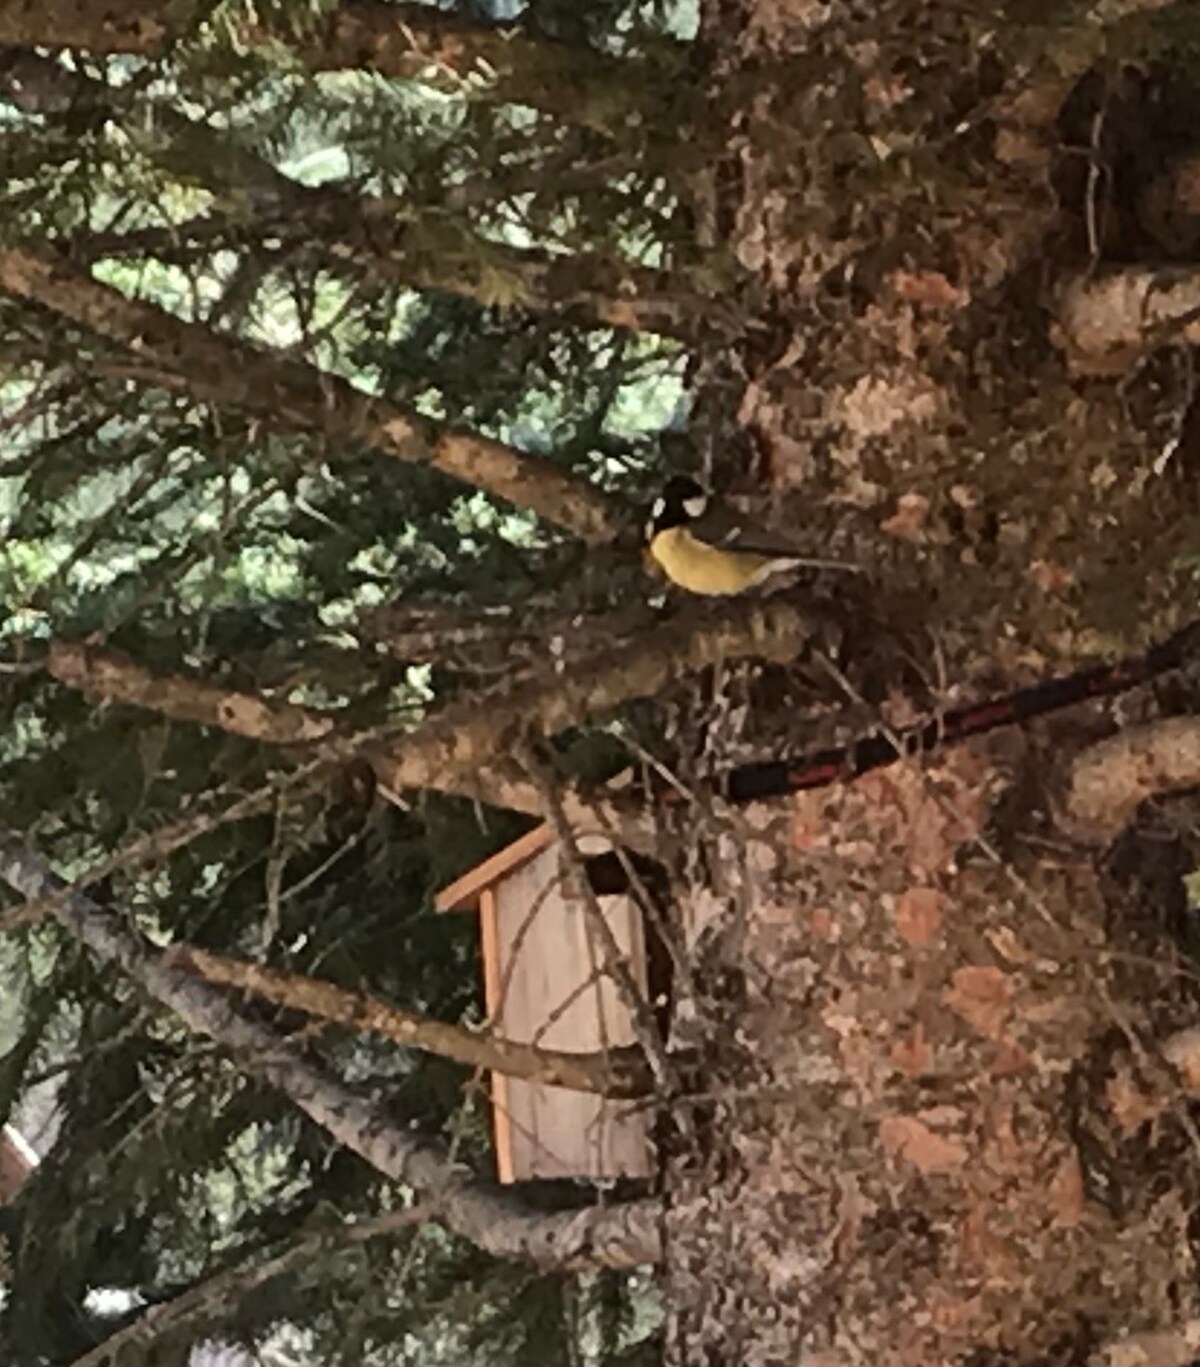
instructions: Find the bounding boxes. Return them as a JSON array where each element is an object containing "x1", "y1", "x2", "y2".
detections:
[
  {"x1": 651, "y1": 497, "x2": 665, "y2": 519},
  {"x1": 683, "y1": 495, "x2": 707, "y2": 518}
]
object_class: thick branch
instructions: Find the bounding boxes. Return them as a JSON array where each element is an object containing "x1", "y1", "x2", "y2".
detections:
[
  {"x1": 41, "y1": 602, "x2": 810, "y2": 827},
  {"x1": 0, "y1": 837, "x2": 662, "y2": 1269},
  {"x1": 1, "y1": 50, "x2": 693, "y2": 336},
  {"x1": 170, "y1": 943, "x2": 652, "y2": 1098},
  {"x1": 0, "y1": 0, "x2": 680, "y2": 125},
  {"x1": 1057, "y1": 716, "x2": 1200, "y2": 843},
  {"x1": 368, "y1": 600, "x2": 811, "y2": 801},
  {"x1": 0, "y1": 247, "x2": 620, "y2": 541},
  {"x1": 46, "y1": 641, "x2": 335, "y2": 744}
]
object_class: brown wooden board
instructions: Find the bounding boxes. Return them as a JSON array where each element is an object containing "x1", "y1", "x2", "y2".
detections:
[
  {"x1": 434, "y1": 825, "x2": 553, "y2": 913},
  {"x1": 0, "y1": 1126, "x2": 35, "y2": 1203},
  {"x1": 487, "y1": 842, "x2": 651, "y2": 1182}
]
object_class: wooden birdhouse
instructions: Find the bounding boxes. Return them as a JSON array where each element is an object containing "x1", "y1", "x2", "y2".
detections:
[{"x1": 436, "y1": 825, "x2": 653, "y2": 1184}]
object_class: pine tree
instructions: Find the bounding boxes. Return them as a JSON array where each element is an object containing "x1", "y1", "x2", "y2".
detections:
[{"x1": 6, "y1": 0, "x2": 1200, "y2": 1363}]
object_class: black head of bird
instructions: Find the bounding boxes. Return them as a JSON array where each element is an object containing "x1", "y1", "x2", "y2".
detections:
[{"x1": 647, "y1": 475, "x2": 711, "y2": 538}]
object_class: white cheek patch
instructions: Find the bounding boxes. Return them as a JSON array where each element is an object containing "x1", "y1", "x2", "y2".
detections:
[
  {"x1": 683, "y1": 495, "x2": 708, "y2": 518},
  {"x1": 651, "y1": 497, "x2": 665, "y2": 519}
]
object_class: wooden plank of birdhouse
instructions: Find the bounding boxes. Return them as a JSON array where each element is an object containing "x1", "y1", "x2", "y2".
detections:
[
  {"x1": 591, "y1": 893, "x2": 653, "y2": 1178},
  {"x1": 493, "y1": 842, "x2": 566, "y2": 1178},
  {"x1": 491, "y1": 842, "x2": 651, "y2": 1182},
  {"x1": 0, "y1": 1125, "x2": 36, "y2": 1203},
  {"x1": 478, "y1": 886, "x2": 514, "y2": 1186},
  {"x1": 434, "y1": 824, "x2": 554, "y2": 913}
]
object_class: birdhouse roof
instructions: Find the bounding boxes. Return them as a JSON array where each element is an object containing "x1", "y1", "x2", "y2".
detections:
[{"x1": 434, "y1": 824, "x2": 554, "y2": 913}]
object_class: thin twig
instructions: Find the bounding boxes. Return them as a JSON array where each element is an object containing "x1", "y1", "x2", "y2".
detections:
[
  {"x1": 524, "y1": 750, "x2": 673, "y2": 1093},
  {"x1": 1085, "y1": 106, "x2": 1106, "y2": 266}
]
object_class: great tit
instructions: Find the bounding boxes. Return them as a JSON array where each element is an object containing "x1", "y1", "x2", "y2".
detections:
[{"x1": 646, "y1": 475, "x2": 851, "y2": 596}]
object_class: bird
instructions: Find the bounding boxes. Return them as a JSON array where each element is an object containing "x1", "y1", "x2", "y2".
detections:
[{"x1": 645, "y1": 475, "x2": 855, "y2": 595}]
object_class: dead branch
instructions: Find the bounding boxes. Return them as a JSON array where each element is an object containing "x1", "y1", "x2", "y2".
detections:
[
  {"x1": 366, "y1": 601, "x2": 546, "y2": 672},
  {"x1": 33, "y1": 632, "x2": 647, "y2": 845},
  {"x1": 169, "y1": 943, "x2": 652, "y2": 1098},
  {"x1": 0, "y1": 780, "x2": 283, "y2": 932},
  {"x1": 1055, "y1": 267, "x2": 1200, "y2": 374},
  {"x1": 0, "y1": 837, "x2": 663, "y2": 1269},
  {"x1": 46, "y1": 642, "x2": 335, "y2": 744},
  {"x1": 39, "y1": 599, "x2": 809, "y2": 837},
  {"x1": 1092, "y1": 1319, "x2": 1200, "y2": 1367},
  {"x1": 1057, "y1": 716, "x2": 1200, "y2": 843},
  {"x1": 366, "y1": 595, "x2": 661, "y2": 674},
  {"x1": 68, "y1": 1205, "x2": 429, "y2": 1367},
  {"x1": 0, "y1": 249, "x2": 620, "y2": 542}
]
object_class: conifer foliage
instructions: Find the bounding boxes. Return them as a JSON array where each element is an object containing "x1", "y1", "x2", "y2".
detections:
[{"x1": 0, "y1": 0, "x2": 693, "y2": 1359}]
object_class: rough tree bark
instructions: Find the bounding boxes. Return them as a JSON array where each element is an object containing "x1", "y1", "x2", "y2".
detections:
[
  {"x1": 666, "y1": 731, "x2": 1200, "y2": 1363},
  {"x1": 658, "y1": 0, "x2": 1200, "y2": 1360}
]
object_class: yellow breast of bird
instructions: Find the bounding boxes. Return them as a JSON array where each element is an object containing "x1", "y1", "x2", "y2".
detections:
[{"x1": 648, "y1": 527, "x2": 772, "y2": 595}]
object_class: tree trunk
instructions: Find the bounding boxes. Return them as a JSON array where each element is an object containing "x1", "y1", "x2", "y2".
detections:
[
  {"x1": 665, "y1": 742, "x2": 1200, "y2": 1362},
  {"x1": 659, "y1": 0, "x2": 1200, "y2": 1358}
]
